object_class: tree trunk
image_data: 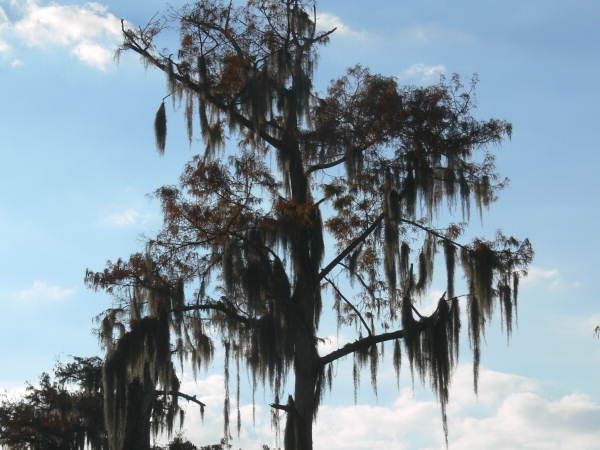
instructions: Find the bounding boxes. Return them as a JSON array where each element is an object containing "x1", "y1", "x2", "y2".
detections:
[
  {"x1": 285, "y1": 247, "x2": 320, "y2": 450},
  {"x1": 121, "y1": 378, "x2": 154, "y2": 450},
  {"x1": 112, "y1": 366, "x2": 155, "y2": 450},
  {"x1": 286, "y1": 331, "x2": 319, "y2": 450},
  {"x1": 282, "y1": 66, "x2": 321, "y2": 449}
]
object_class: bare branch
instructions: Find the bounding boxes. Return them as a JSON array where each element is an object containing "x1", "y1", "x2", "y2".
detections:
[
  {"x1": 305, "y1": 156, "x2": 346, "y2": 175},
  {"x1": 339, "y1": 262, "x2": 375, "y2": 301},
  {"x1": 173, "y1": 298, "x2": 256, "y2": 325},
  {"x1": 269, "y1": 402, "x2": 291, "y2": 413},
  {"x1": 324, "y1": 276, "x2": 372, "y2": 336},
  {"x1": 159, "y1": 390, "x2": 206, "y2": 408},
  {"x1": 399, "y1": 219, "x2": 467, "y2": 250},
  {"x1": 319, "y1": 213, "x2": 384, "y2": 281}
]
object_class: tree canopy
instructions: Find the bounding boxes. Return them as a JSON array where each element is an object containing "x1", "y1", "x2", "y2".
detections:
[
  {"x1": 0, "y1": 357, "x2": 106, "y2": 450},
  {"x1": 86, "y1": 1, "x2": 533, "y2": 449},
  {"x1": 0, "y1": 356, "x2": 220, "y2": 450}
]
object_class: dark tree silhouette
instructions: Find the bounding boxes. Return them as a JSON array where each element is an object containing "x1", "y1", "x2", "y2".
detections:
[
  {"x1": 0, "y1": 357, "x2": 205, "y2": 450},
  {"x1": 86, "y1": 1, "x2": 532, "y2": 449},
  {"x1": 0, "y1": 357, "x2": 107, "y2": 450}
]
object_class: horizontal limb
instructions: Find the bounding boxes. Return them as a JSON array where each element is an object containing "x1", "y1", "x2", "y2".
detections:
[
  {"x1": 159, "y1": 390, "x2": 207, "y2": 409},
  {"x1": 319, "y1": 322, "x2": 426, "y2": 366}
]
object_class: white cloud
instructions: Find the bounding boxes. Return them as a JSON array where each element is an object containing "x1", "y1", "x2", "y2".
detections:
[
  {"x1": 317, "y1": 12, "x2": 368, "y2": 40},
  {"x1": 318, "y1": 334, "x2": 348, "y2": 356},
  {"x1": 16, "y1": 280, "x2": 75, "y2": 301},
  {"x1": 415, "y1": 288, "x2": 446, "y2": 315},
  {"x1": 522, "y1": 266, "x2": 561, "y2": 289},
  {"x1": 0, "y1": 1, "x2": 122, "y2": 70},
  {"x1": 401, "y1": 24, "x2": 475, "y2": 45},
  {"x1": 163, "y1": 365, "x2": 600, "y2": 449},
  {"x1": 71, "y1": 40, "x2": 113, "y2": 71},
  {"x1": 398, "y1": 63, "x2": 446, "y2": 83},
  {"x1": 10, "y1": 58, "x2": 22, "y2": 67},
  {"x1": 13, "y1": 2, "x2": 120, "y2": 46},
  {"x1": 100, "y1": 208, "x2": 152, "y2": 227}
]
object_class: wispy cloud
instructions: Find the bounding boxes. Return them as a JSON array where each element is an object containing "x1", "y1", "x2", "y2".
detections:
[
  {"x1": 0, "y1": 0, "x2": 122, "y2": 71},
  {"x1": 398, "y1": 63, "x2": 446, "y2": 83},
  {"x1": 100, "y1": 208, "x2": 153, "y2": 228},
  {"x1": 0, "y1": 5, "x2": 10, "y2": 53},
  {"x1": 317, "y1": 12, "x2": 369, "y2": 40},
  {"x1": 16, "y1": 280, "x2": 75, "y2": 301},
  {"x1": 401, "y1": 24, "x2": 475, "y2": 45},
  {"x1": 522, "y1": 266, "x2": 561, "y2": 289}
]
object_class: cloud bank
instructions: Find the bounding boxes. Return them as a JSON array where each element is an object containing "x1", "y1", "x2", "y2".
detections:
[{"x1": 164, "y1": 365, "x2": 600, "y2": 449}]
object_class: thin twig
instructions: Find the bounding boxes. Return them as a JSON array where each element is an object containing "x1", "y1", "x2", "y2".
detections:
[{"x1": 324, "y1": 276, "x2": 372, "y2": 336}]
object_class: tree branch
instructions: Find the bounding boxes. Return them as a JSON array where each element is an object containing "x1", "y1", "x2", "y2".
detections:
[
  {"x1": 305, "y1": 156, "x2": 346, "y2": 175},
  {"x1": 339, "y1": 262, "x2": 375, "y2": 301},
  {"x1": 122, "y1": 30, "x2": 284, "y2": 151},
  {"x1": 341, "y1": 261, "x2": 428, "y2": 320},
  {"x1": 269, "y1": 402, "x2": 291, "y2": 413},
  {"x1": 324, "y1": 276, "x2": 372, "y2": 336},
  {"x1": 319, "y1": 322, "x2": 426, "y2": 366},
  {"x1": 320, "y1": 292, "x2": 470, "y2": 366},
  {"x1": 318, "y1": 213, "x2": 384, "y2": 281},
  {"x1": 399, "y1": 219, "x2": 467, "y2": 250},
  {"x1": 173, "y1": 298, "x2": 255, "y2": 325},
  {"x1": 159, "y1": 390, "x2": 206, "y2": 408}
]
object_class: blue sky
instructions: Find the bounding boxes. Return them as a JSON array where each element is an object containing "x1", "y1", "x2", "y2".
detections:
[{"x1": 1, "y1": 0, "x2": 600, "y2": 448}]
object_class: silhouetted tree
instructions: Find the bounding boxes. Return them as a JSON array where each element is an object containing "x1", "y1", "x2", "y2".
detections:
[
  {"x1": 0, "y1": 357, "x2": 204, "y2": 450},
  {"x1": 0, "y1": 357, "x2": 107, "y2": 450},
  {"x1": 86, "y1": 1, "x2": 532, "y2": 449},
  {"x1": 94, "y1": 312, "x2": 206, "y2": 450}
]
